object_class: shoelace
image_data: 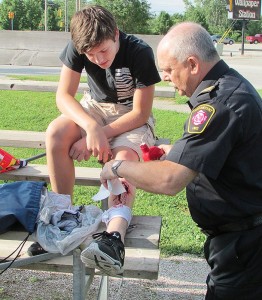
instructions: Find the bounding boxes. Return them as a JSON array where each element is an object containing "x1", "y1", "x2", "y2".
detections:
[{"x1": 92, "y1": 231, "x2": 112, "y2": 240}]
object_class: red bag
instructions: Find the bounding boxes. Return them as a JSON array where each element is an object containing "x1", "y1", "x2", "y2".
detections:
[{"x1": 0, "y1": 148, "x2": 46, "y2": 173}]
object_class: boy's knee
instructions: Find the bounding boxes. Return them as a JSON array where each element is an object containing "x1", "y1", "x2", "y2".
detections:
[{"x1": 46, "y1": 117, "x2": 79, "y2": 145}]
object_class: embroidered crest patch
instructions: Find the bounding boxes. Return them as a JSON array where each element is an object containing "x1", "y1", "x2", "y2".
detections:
[{"x1": 188, "y1": 104, "x2": 215, "y2": 134}]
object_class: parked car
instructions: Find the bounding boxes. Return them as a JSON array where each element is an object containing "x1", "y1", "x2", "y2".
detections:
[
  {"x1": 246, "y1": 34, "x2": 262, "y2": 44},
  {"x1": 211, "y1": 34, "x2": 234, "y2": 45}
]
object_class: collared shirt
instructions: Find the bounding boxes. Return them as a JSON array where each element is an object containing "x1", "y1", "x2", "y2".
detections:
[{"x1": 167, "y1": 60, "x2": 262, "y2": 229}]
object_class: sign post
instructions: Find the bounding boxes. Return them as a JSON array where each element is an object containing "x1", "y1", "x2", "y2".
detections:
[
  {"x1": 227, "y1": 0, "x2": 261, "y2": 55},
  {"x1": 8, "y1": 12, "x2": 14, "y2": 30}
]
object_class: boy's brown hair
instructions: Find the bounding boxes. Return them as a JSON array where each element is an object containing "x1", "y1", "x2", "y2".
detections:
[{"x1": 70, "y1": 5, "x2": 117, "y2": 54}]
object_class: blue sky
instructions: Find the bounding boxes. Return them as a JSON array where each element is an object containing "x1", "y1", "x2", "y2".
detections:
[{"x1": 148, "y1": 0, "x2": 186, "y2": 14}]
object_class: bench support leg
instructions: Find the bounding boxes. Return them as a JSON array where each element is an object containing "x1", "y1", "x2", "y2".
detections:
[
  {"x1": 73, "y1": 248, "x2": 95, "y2": 300},
  {"x1": 97, "y1": 275, "x2": 109, "y2": 300}
]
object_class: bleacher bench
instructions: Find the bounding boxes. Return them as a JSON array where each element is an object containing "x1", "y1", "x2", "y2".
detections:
[{"x1": 0, "y1": 129, "x2": 167, "y2": 300}]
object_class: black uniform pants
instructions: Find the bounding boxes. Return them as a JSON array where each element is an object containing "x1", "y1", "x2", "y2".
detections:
[{"x1": 204, "y1": 224, "x2": 262, "y2": 300}]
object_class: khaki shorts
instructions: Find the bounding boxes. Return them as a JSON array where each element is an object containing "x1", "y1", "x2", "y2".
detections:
[{"x1": 80, "y1": 92, "x2": 156, "y2": 160}]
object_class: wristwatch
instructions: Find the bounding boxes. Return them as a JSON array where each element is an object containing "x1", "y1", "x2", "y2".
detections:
[{"x1": 111, "y1": 160, "x2": 124, "y2": 178}]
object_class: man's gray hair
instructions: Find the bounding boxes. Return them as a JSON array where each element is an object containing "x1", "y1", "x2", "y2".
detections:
[{"x1": 168, "y1": 22, "x2": 219, "y2": 63}]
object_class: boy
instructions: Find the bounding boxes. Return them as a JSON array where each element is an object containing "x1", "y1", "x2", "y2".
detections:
[{"x1": 42, "y1": 5, "x2": 160, "y2": 276}]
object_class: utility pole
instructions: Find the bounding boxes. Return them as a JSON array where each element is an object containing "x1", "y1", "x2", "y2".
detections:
[
  {"x1": 76, "y1": 0, "x2": 81, "y2": 11},
  {"x1": 44, "y1": 0, "x2": 47, "y2": 31},
  {"x1": 65, "y1": 0, "x2": 68, "y2": 32},
  {"x1": 241, "y1": 20, "x2": 246, "y2": 56}
]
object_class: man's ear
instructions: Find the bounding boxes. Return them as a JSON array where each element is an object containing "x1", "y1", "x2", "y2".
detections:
[{"x1": 187, "y1": 56, "x2": 199, "y2": 74}]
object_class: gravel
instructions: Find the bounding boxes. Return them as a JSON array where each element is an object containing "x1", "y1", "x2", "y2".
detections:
[{"x1": 0, "y1": 254, "x2": 209, "y2": 300}]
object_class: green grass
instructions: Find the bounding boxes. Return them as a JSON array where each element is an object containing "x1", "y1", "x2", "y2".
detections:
[{"x1": 0, "y1": 90, "x2": 206, "y2": 257}]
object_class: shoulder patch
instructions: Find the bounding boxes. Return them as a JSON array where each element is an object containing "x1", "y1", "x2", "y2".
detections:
[{"x1": 188, "y1": 104, "x2": 215, "y2": 134}]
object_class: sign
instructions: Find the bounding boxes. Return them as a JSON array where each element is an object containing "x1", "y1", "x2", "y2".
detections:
[
  {"x1": 231, "y1": 0, "x2": 261, "y2": 20},
  {"x1": 8, "y1": 12, "x2": 14, "y2": 19}
]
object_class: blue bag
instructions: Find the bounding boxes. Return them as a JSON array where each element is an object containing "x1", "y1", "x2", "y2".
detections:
[{"x1": 0, "y1": 181, "x2": 46, "y2": 234}]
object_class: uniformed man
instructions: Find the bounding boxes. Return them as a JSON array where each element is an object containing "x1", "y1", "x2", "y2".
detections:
[{"x1": 100, "y1": 22, "x2": 262, "y2": 299}]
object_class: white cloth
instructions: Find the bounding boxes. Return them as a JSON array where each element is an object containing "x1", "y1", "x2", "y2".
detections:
[
  {"x1": 92, "y1": 179, "x2": 126, "y2": 201},
  {"x1": 36, "y1": 190, "x2": 102, "y2": 255}
]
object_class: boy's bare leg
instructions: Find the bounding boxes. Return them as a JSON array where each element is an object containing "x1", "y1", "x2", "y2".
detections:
[
  {"x1": 28, "y1": 116, "x2": 82, "y2": 257},
  {"x1": 106, "y1": 146, "x2": 138, "y2": 241},
  {"x1": 46, "y1": 116, "x2": 82, "y2": 197},
  {"x1": 81, "y1": 146, "x2": 138, "y2": 275}
]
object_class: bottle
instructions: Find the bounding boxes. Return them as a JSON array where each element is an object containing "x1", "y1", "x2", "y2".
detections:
[{"x1": 140, "y1": 143, "x2": 165, "y2": 161}]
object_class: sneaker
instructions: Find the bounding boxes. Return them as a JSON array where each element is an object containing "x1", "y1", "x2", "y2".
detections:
[
  {"x1": 81, "y1": 231, "x2": 125, "y2": 276},
  {"x1": 27, "y1": 242, "x2": 47, "y2": 256}
]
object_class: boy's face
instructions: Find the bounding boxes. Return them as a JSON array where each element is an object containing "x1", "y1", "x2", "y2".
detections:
[{"x1": 85, "y1": 30, "x2": 119, "y2": 69}]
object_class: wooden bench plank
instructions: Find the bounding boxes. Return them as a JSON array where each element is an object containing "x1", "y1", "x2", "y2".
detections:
[
  {"x1": 0, "y1": 216, "x2": 161, "y2": 280},
  {"x1": 0, "y1": 163, "x2": 102, "y2": 186},
  {"x1": 16, "y1": 248, "x2": 160, "y2": 280},
  {"x1": 0, "y1": 245, "x2": 159, "y2": 280},
  {"x1": 0, "y1": 130, "x2": 46, "y2": 148},
  {"x1": 0, "y1": 130, "x2": 169, "y2": 149},
  {"x1": 0, "y1": 216, "x2": 161, "y2": 251}
]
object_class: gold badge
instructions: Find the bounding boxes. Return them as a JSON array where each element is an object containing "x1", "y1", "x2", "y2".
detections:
[{"x1": 188, "y1": 104, "x2": 215, "y2": 134}]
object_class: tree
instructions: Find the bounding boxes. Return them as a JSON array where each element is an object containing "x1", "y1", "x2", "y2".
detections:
[
  {"x1": 90, "y1": 0, "x2": 152, "y2": 33},
  {"x1": 246, "y1": 20, "x2": 262, "y2": 36},
  {"x1": 151, "y1": 11, "x2": 173, "y2": 34},
  {"x1": 23, "y1": 0, "x2": 42, "y2": 30},
  {"x1": 183, "y1": 0, "x2": 231, "y2": 34},
  {"x1": 0, "y1": 0, "x2": 73, "y2": 31},
  {"x1": 171, "y1": 13, "x2": 185, "y2": 26}
]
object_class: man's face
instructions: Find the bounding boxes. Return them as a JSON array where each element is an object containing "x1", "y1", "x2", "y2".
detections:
[
  {"x1": 158, "y1": 50, "x2": 195, "y2": 97},
  {"x1": 85, "y1": 31, "x2": 119, "y2": 69}
]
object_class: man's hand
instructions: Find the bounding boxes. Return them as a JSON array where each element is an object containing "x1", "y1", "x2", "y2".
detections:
[
  {"x1": 100, "y1": 160, "x2": 118, "y2": 188},
  {"x1": 158, "y1": 144, "x2": 173, "y2": 160}
]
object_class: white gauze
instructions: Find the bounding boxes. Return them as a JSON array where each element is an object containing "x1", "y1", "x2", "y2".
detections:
[{"x1": 102, "y1": 204, "x2": 132, "y2": 226}]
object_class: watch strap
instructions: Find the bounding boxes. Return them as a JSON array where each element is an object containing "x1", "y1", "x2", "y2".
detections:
[{"x1": 111, "y1": 160, "x2": 124, "y2": 178}]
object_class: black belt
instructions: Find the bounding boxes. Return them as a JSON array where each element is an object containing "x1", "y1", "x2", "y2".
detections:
[{"x1": 201, "y1": 213, "x2": 262, "y2": 237}]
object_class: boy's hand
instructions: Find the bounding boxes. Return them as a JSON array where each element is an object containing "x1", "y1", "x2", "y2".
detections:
[
  {"x1": 85, "y1": 124, "x2": 112, "y2": 163},
  {"x1": 69, "y1": 137, "x2": 92, "y2": 162}
]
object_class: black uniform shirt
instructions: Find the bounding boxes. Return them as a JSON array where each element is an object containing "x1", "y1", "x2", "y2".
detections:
[
  {"x1": 60, "y1": 31, "x2": 161, "y2": 106},
  {"x1": 167, "y1": 60, "x2": 262, "y2": 229}
]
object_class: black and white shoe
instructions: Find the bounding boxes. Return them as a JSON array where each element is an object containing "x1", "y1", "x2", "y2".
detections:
[
  {"x1": 27, "y1": 242, "x2": 47, "y2": 256},
  {"x1": 81, "y1": 231, "x2": 125, "y2": 276}
]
